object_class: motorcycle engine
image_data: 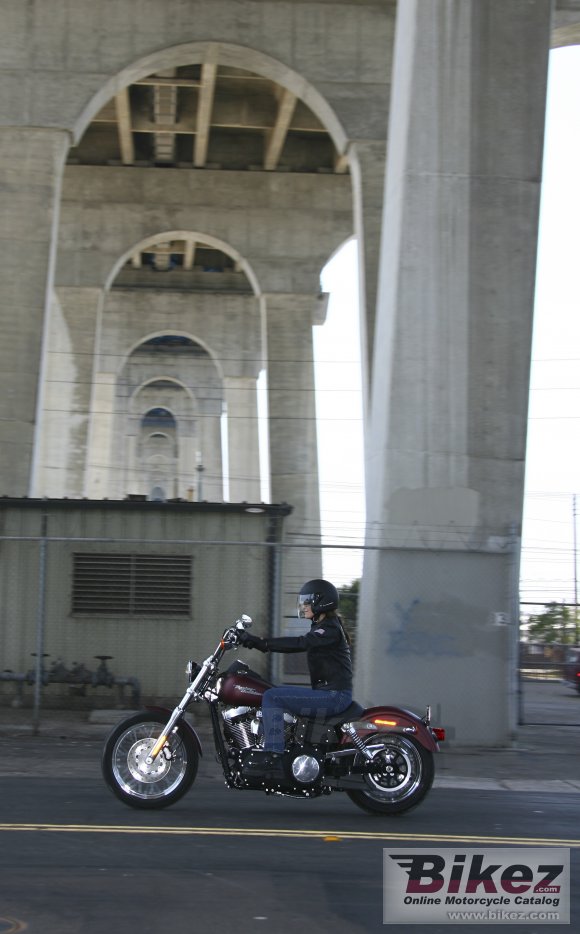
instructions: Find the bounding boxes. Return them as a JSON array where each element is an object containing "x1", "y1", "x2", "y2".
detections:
[
  {"x1": 289, "y1": 749, "x2": 323, "y2": 785},
  {"x1": 221, "y1": 706, "x2": 260, "y2": 749},
  {"x1": 221, "y1": 706, "x2": 296, "y2": 750}
]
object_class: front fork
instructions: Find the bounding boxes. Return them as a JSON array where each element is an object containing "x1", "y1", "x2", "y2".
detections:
[
  {"x1": 145, "y1": 657, "x2": 216, "y2": 763},
  {"x1": 146, "y1": 705, "x2": 187, "y2": 764},
  {"x1": 144, "y1": 626, "x2": 244, "y2": 766}
]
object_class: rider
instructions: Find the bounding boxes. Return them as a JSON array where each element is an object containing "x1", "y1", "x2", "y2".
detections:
[{"x1": 239, "y1": 578, "x2": 353, "y2": 771}]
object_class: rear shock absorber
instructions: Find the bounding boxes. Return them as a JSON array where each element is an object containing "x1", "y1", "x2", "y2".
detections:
[{"x1": 342, "y1": 723, "x2": 375, "y2": 760}]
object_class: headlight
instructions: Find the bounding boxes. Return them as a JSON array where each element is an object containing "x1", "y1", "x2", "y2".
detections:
[{"x1": 186, "y1": 660, "x2": 201, "y2": 683}]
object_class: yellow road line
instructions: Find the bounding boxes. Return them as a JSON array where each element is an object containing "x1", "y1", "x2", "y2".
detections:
[{"x1": 0, "y1": 823, "x2": 578, "y2": 847}]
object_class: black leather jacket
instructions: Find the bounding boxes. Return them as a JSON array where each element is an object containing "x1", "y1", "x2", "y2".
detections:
[{"x1": 265, "y1": 614, "x2": 352, "y2": 691}]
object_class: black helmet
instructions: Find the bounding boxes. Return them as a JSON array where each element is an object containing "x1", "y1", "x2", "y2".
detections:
[{"x1": 297, "y1": 578, "x2": 339, "y2": 618}]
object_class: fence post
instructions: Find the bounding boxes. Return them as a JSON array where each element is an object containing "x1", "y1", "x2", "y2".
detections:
[
  {"x1": 508, "y1": 523, "x2": 524, "y2": 729},
  {"x1": 267, "y1": 516, "x2": 284, "y2": 684},
  {"x1": 32, "y1": 513, "x2": 48, "y2": 734}
]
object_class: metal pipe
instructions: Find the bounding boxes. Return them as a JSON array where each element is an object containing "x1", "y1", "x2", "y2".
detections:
[
  {"x1": 0, "y1": 672, "x2": 26, "y2": 707},
  {"x1": 1, "y1": 665, "x2": 140, "y2": 707},
  {"x1": 112, "y1": 676, "x2": 141, "y2": 705},
  {"x1": 33, "y1": 514, "x2": 48, "y2": 735}
]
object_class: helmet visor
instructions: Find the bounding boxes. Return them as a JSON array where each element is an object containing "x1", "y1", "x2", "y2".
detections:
[{"x1": 297, "y1": 594, "x2": 315, "y2": 618}]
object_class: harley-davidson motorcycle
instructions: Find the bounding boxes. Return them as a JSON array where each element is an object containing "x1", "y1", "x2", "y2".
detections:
[{"x1": 102, "y1": 615, "x2": 445, "y2": 815}]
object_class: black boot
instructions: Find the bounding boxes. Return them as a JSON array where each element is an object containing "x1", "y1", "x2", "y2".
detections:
[{"x1": 241, "y1": 748, "x2": 286, "y2": 779}]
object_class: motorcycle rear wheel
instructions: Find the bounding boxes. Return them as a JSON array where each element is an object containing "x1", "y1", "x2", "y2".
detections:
[
  {"x1": 346, "y1": 732, "x2": 434, "y2": 815},
  {"x1": 102, "y1": 712, "x2": 199, "y2": 809}
]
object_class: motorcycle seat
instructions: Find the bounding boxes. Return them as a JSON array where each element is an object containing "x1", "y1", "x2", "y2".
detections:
[{"x1": 305, "y1": 700, "x2": 365, "y2": 725}]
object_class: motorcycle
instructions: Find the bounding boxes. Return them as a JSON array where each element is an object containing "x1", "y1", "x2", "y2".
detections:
[{"x1": 102, "y1": 615, "x2": 445, "y2": 815}]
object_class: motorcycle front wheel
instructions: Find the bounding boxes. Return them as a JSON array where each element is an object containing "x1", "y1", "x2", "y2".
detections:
[
  {"x1": 102, "y1": 712, "x2": 199, "y2": 809},
  {"x1": 346, "y1": 732, "x2": 434, "y2": 816}
]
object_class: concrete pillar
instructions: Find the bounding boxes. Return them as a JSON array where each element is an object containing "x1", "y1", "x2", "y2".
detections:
[
  {"x1": 0, "y1": 127, "x2": 70, "y2": 495},
  {"x1": 224, "y1": 376, "x2": 261, "y2": 503},
  {"x1": 85, "y1": 375, "x2": 117, "y2": 498},
  {"x1": 125, "y1": 434, "x2": 139, "y2": 495},
  {"x1": 198, "y1": 405, "x2": 223, "y2": 502},
  {"x1": 179, "y1": 433, "x2": 197, "y2": 501},
  {"x1": 34, "y1": 287, "x2": 102, "y2": 497},
  {"x1": 349, "y1": 139, "x2": 387, "y2": 407},
  {"x1": 355, "y1": 0, "x2": 552, "y2": 745},
  {"x1": 265, "y1": 292, "x2": 325, "y2": 621}
]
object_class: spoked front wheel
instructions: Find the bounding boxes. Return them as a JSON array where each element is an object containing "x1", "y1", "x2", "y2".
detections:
[
  {"x1": 347, "y1": 732, "x2": 434, "y2": 815},
  {"x1": 102, "y1": 712, "x2": 199, "y2": 809}
]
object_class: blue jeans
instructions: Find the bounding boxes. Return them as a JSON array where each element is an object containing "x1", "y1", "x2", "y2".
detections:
[{"x1": 261, "y1": 685, "x2": 352, "y2": 752}]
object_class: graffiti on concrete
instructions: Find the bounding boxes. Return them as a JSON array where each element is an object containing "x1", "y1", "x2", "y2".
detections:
[{"x1": 387, "y1": 599, "x2": 466, "y2": 657}]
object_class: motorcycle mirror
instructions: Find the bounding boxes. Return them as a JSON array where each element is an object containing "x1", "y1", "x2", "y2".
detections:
[{"x1": 236, "y1": 614, "x2": 252, "y2": 629}]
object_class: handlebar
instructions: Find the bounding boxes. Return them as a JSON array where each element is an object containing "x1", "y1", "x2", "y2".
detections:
[{"x1": 218, "y1": 614, "x2": 254, "y2": 652}]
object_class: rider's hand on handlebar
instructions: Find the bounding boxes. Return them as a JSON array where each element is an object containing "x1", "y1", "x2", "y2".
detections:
[{"x1": 238, "y1": 631, "x2": 269, "y2": 653}]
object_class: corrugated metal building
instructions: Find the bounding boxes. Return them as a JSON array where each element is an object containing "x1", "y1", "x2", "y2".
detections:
[{"x1": 0, "y1": 498, "x2": 290, "y2": 708}]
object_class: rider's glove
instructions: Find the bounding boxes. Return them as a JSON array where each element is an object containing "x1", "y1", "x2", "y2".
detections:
[{"x1": 239, "y1": 631, "x2": 269, "y2": 653}]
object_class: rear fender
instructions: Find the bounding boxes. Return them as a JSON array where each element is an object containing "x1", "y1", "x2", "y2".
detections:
[
  {"x1": 145, "y1": 705, "x2": 203, "y2": 757},
  {"x1": 341, "y1": 704, "x2": 440, "y2": 753}
]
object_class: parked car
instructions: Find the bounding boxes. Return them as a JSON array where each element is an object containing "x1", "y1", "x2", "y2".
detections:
[{"x1": 563, "y1": 649, "x2": 580, "y2": 694}]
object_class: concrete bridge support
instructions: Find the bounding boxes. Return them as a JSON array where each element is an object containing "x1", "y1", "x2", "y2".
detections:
[
  {"x1": 0, "y1": 128, "x2": 70, "y2": 495},
  {"x1": 349, "y1": 139, "x2": 388, "y2": 399},
  {"x1": 265, "y1": 292, "x2": 327, "y2": 605},
  {"x1": 223, "y1": 377, "x2": 261, "y2": 505},
  {"x1": 1, "y1": 0, "x2": 578, "y2": 740},
  {"x1": 36, "y1": 287, "x2": 103, "y2": 499},
  {"x1": 355, "y1": 0, "x2": 553, "y2": 745}
]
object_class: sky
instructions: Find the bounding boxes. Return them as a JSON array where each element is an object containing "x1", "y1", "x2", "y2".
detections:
[
  {"x1": 520, "y1": 45, "x2": 580, "y2": 613},
  {"x1": 314, "y1": 45, "x2": 580, "y2": 605},
  {"x1": 316, "y1": 239, "x2": 366, "y2": 586}
]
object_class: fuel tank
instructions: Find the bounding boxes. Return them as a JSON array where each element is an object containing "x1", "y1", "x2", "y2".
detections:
[{"x1": 217, "y1": 661, "x2": 273, "y2": 707}]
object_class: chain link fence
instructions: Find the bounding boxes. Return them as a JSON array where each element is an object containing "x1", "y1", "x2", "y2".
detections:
[
  {"x1": 4, "y1": 500, "x2": 574, "y2": 732},
  {"x1": 0, "y1": 531, "x2": 363, "y2": 724},
  {"x1": 0, "y1": 500, "x2": 286, "y2": 729}
]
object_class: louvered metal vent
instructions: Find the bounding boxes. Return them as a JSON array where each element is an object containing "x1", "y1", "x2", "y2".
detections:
[{"x1": 72, "y1": 553, "x2": 192, "y2": 616}]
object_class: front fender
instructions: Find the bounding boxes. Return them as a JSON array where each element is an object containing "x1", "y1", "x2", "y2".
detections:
[
  {"x1": 145, "y1": 705, "x2": 203, "y2": 758},
  {"x1": 342, "y1": 704, "x2": 440, "y2": 753}
]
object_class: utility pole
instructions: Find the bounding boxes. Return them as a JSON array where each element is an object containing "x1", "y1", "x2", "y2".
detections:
[{"x1": 574, "y1": 494, "x2": 579, "y2": 644}]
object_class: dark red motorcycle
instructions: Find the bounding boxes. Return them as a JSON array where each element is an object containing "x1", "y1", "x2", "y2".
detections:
[{"x1": 102, "y1": 615, "x2": 444, "y2": 815}]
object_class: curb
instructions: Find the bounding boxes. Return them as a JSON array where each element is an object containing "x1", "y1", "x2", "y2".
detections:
[{"x1": 434, "y1": 776, "x2": 580, "y2": 794}]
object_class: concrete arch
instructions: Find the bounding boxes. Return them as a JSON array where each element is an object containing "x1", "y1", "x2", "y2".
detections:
[
  {"x1": 323, "y1": 234, "x2": 357, "y2": 271},
  {"x1": 73, "y1": 41, "x2": 349, "y2": 154},
  {"x1": 133, "y1": 401, "x2": 178, "y2": 421},
  {"x1": 130, "y1": 380, "x2": 197, "y2": 423},
  {"x1": 119, "y1": 330, "x2": 226, "y2": 383},
  {"x1": 105, "y1": 229, "x2": 261, "y2": 297},
  {"x1": 552, "y1": 30, "x2": 580, "y2": 47},
  {"x1": 132, "y1": 376, "x2": 196, "y2": 403}
]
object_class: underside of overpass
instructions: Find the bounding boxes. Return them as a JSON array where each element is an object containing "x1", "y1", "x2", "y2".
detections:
[
  {"x1": 0, "y1": 0, "x2": 579, "y2": 743},
  {"x1": 48, "y1": 61, "x2": 355, "y2": 506}
]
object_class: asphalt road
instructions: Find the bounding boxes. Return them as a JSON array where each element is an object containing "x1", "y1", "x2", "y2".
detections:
[
  {"x1": 0, "y1": 680, "x2": 578, "y2": 933},
  {"x1": 0, "y1": 766, "x2": 578, "y2": 934}
]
